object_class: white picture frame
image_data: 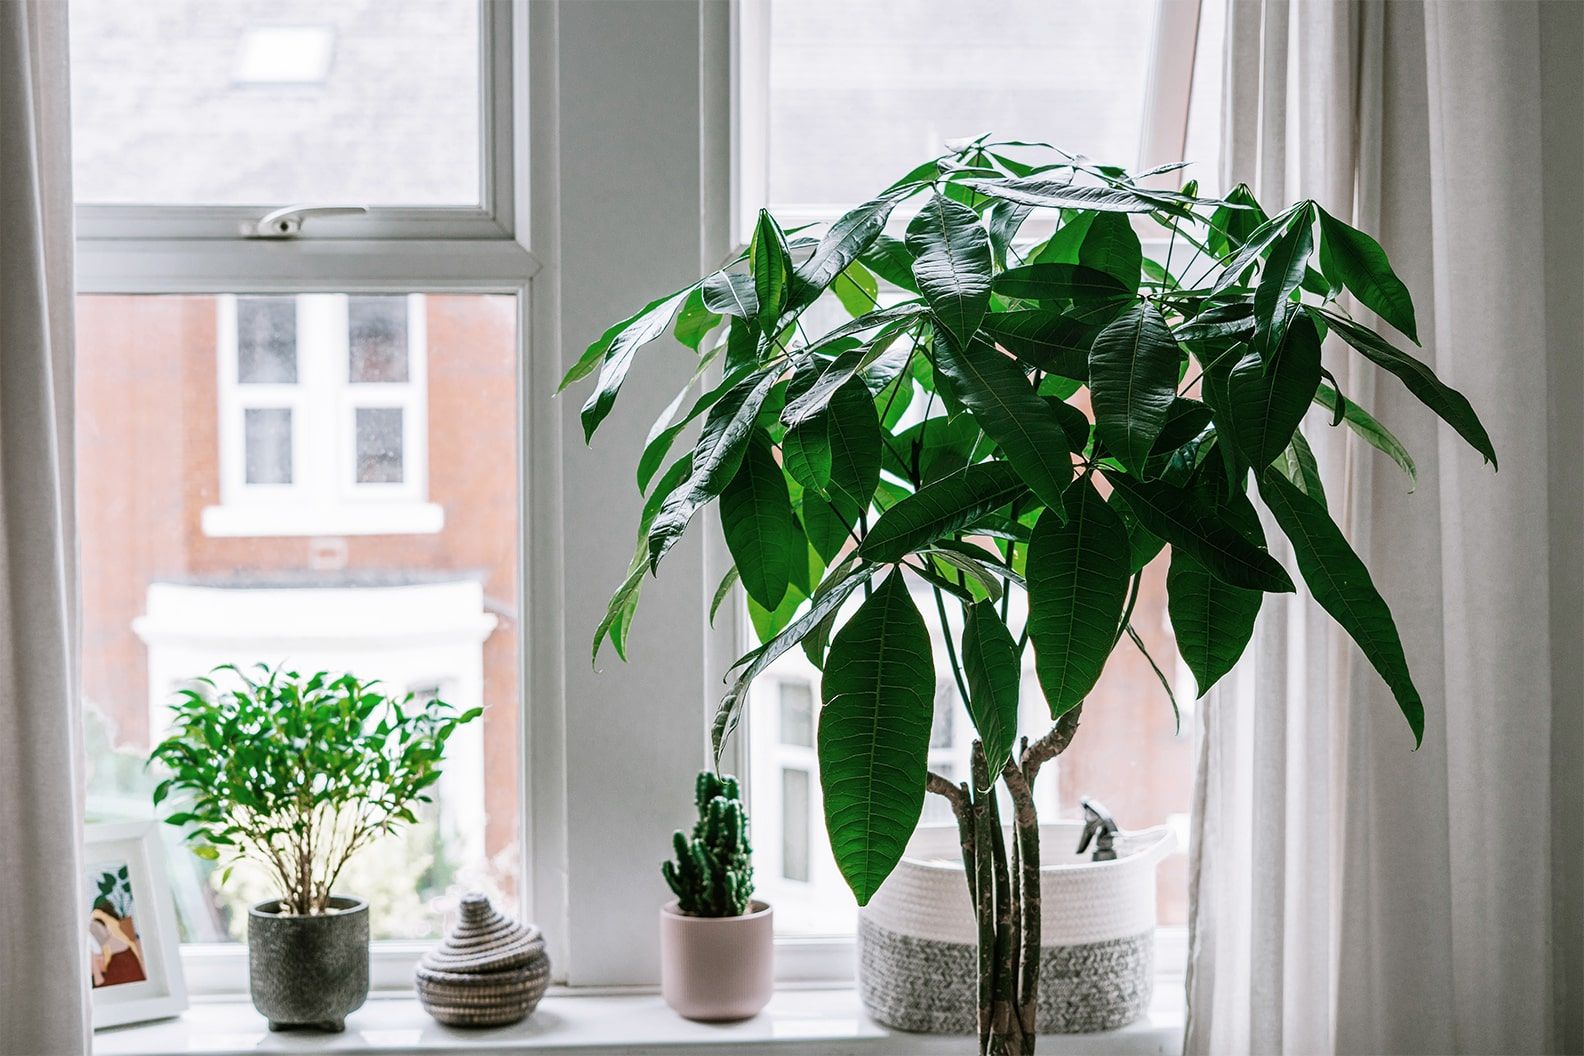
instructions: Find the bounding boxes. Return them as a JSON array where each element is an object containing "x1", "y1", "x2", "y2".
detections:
[{"x1": 84, "y1": 821, "x2": 188, "y2": 1029}]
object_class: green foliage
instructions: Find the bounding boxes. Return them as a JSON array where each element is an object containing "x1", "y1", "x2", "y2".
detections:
[
  {"x1": 564, "y1": 139, "x2": 1496, "y2": 905},
  {"x1": 148, "y1": 664, "x2": 481, "y2": 916},
  {"x1": 662, "y1": 771, "x2": 755, "y2": 917}
]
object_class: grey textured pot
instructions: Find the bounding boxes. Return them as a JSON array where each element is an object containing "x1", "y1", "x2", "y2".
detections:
[{"x1": 248, "y1": 896, "x2": 369, "y2": 1032}]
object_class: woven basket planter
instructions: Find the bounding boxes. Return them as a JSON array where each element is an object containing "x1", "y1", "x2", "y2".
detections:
[
  {"x1": 858, "y1": 821, "x2": 1172, "y2": 1035},
  {"x1": 415, "y1": 893, "x2": 550, "y2": 1028}
]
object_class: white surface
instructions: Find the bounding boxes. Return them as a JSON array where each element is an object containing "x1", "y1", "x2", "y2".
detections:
[{"x1": 93, "y1": 983, "x2": 1184, "y2": 1056}]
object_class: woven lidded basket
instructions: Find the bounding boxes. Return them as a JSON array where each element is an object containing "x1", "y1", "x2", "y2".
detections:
[
  {"x1": 859, "y1": 821, "x2": 1172, "y2": 1035},
  {"x1": 415, "y1": 892, "x2": 550, "y2": 1027}
]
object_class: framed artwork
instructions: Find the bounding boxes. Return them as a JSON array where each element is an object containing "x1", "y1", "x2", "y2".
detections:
[{"x1": 84, "y1": 821, "x2": 188, "y2": 1029}]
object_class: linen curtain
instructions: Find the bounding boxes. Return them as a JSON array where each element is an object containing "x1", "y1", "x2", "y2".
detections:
[
  {"x1": 0, "y1": 2, "x2": 87, "y2": 1053},
  {"x1": 1185, "y1": 3, "x2": 1583, "y2": 1055}
]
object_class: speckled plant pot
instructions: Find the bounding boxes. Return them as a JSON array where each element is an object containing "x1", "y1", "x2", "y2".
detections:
[{"x1": 248, "y1": 896, "x2": 369, "y2": 1032}]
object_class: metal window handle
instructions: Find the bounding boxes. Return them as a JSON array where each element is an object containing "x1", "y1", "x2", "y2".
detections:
[
  {"x1": 242, "y1": 204, "x2": 369, "y2": 239},
  {"x1": 1076, "y1": 797, "x2": 1120, "y2": 862}
]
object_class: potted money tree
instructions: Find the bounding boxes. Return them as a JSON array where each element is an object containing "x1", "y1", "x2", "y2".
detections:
[
  {"x1": 562, "y1": 138, "x2": 1495, "y2": 1055},
  {"x1": 150, "y1": 664, "x2": 481, "y2": 1032}
]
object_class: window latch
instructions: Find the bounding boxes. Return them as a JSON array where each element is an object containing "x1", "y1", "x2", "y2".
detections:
[{"x1": 242, "y1": 205, "x2": 369, "y2": 239}]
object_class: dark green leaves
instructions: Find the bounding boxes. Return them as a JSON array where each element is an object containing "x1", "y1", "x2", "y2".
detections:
[
  {"x1": 1026, "y1": 478, "x2": 1130, "y2": 716},
  {"x1": 823, "y1": 380, "x2": 883, "y2": 514},
  {"x1": 1214, "y1": 312, "x2": 1323, "y2": 469},
  {"x1": 859, "y1": 461, "x2": 1027, "y2": 563},
  {"x1": 1258, "y1": 470, "x2": 1424, "y2": 745},
  {"x1": 751, "y1": 209, "x2": 791, "y2": 331},
  {"x1": 1088, "y1": 302, "x2": 1181, "y2": 475},
  {"x1": 1168, "y1": 527, "x2": 1264, "y2": 699},
  {"x1": 979, "y1": 310, "x2": 1093, "y2": 380},
  {"x1": 1316, "y1": 206, "x2": 1418, "y2": 342},
  {"x1": 1253, "y1": 206, "x2": 1314, "y2": 358},
  {"x1": 1104, "y1": 472, "x2": 1295, "y2": 592},
  {"x1": 962, "y1": 602, "x2": 1022, "y2": 777},
  {"x1": 932, "y1": 331, "x2": 1072, "y2": 513},
  {"x1": 792, "y1": 192, "x2": 905, "y2": 309},
  {"x1": 963, "y1": 177, "x2": 1168, "y2": 213},
  {"x1": 720, "y1": 432, "x2": 798, "y2": 609},
  {"x1": 1313, "y1": 307, "x2": 1496, "y2": 467},
  {"x1": 1313, "y1": 384, "x2": 1417, "y2": 487},
  {"x1": 993, "y1": 263, "x2": 1132, "y2": 315},
  {"x1": 577, "y1": 286, "x2": 695, "y2": 441},
  {"x1": 906, "y1": 192, "x2": 993, "y2": 346},
  {"x1": 1078, "y1": 212, "x2": 1143, "y2": 293},
  {"x1": 819, "y1": 572, "x2": 936, "y2": 904}
]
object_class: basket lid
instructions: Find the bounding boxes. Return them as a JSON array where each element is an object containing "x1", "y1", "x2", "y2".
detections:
[{"x1": 419, "y1": 892, "x2": 544, "y2": 974}]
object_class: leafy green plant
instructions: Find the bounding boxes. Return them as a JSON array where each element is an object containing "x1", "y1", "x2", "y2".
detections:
[
  {"x1": 564, "y1": 137, "x2": 1494, "y2": 1054},
  {"x1": 94, "y1": 866, "x2": 133, "y2": 919},
  {"x1": 149, "y1": 663, "x2": 481, "y2": 917},
  {"x1": 662, "y1": 771, "x2": 755, "y2": 917}
]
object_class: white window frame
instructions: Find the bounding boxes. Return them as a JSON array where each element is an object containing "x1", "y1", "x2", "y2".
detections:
[{"x1": 206, "y1": 292, "x2": 440, "y2": 537}]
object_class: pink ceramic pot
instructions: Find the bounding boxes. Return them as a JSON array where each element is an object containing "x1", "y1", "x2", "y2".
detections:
[{"x1": 658, "y1": 900, "x2": 773, "y2": 1021}]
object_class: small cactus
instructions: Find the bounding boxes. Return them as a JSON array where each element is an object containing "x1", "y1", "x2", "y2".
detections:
[{"x1": 661, "y1": 770, "x2": 755, "y2": 916}]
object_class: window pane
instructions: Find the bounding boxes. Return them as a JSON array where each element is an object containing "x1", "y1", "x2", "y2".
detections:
[
  {"x1": 78, "y1": 293, "x2": 521, "y2": 942},
  {"x1": 69, "y1": 0, "x2": 482, "y2": 207},
  {"x1": 236, "y1": 297, "x2": 297, "y2": 384},
  {"x1": 242, "y1": 408, "x2": 292, "y2": 484},
  {"x1": 765, "y1": 0, "x2": 1156, "y2": 212},
  {"x1": 781, "y1": 768, "x2": 811, "y2": 883},
  {"x1": 349, "y1": 296, "x2": 410, "y2": 383},
  {"x1": 778, "y1": 681, "x2": 813, "y2": 747},
  {"x1": 355, "y1": 407, "x2": 405, "y2": 484}
]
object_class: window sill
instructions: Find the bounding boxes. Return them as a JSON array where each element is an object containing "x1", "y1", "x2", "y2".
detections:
[
  {"x1": 93, "y1": 981, "x2": 1185, "y2": 1056},
  {"x1": 200, "y1": 501, "x2": 445, "y2": 537}
]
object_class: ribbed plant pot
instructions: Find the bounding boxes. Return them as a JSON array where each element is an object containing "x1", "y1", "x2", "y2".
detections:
[
  {"x1": 859, "y1": 822, "x2": 1173, "y2": 1035},
  {"x1": 659, "y1": 900, "x2": 773, "y2": 1021},
  {"x1": 248, "y1": 896, "x2": 369, "y2": 1033}
]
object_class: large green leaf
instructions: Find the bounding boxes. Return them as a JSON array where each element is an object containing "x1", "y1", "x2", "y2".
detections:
[
  {"x1": 859, "y1": 461, "x2": 1027, "y2": 563},
  {"x1": 962, "y1": 177, "x2": 1171, "y2": 212},
  {"x1": 1274, "y1": 430, "x2": 1328, "y2": 508},
  {"x1": 819, "y1": 572, "x2": 936, "y2": 905},
  {"x1": 1217, "y1": 311, "x2": 1322, "y2": 468},
  {"x1": 577, "y1": 286, "x2": 696, "y2": 440},
  {"x1": 648, "y1": 368, "x2": 780, "y2": 570},
  {"x1": 1088, "y1": 302, "x2": 1181, "y2": 476},
  {"x1": 637, "y1": 363, "x2": 754, "y2": 493},
  {"x1": 782, "y1": 415, "x2": 833, "y2": 493},
  {"x1": 1209, "y1": 199, "x2": 1312, "y2": 298},
  {"x1": 1313, "y1": 383, "x2": 1417, "y2": 487},
  {"x1": 1168, "y1": 545, "x2": 1264, "y2": 699},
  {"x1": 701, "y1": 270, "x2": 760, "y2": 321},
  {"x1": 1258, "y1": 470, "x2": 1424, "y2": 745},
  {"x1": 1252, "y1": 207, "x2": 1314, "y2": 359},
  {"x1": 1104, "y1": 472, "x2": 1295, "y2": 592},
  {"x1": 1207, "y1": 184, "x2": 1269, "y2": 257},
  {"x1": 1078, "y1": 211, "x2": 1143, "y2": 293},
  {"x1": 932, "y1": 330, "x2": 1073, "y2": 513},
  {"x1": 962, "y1": 601, "x2": 1023, "y2": 777},
  {"x1": 720, "y1": 432, "x2": 798, "y2": 610},
  {"x1": 751, "y1": 209, "x2": 791, "y2": 332},
  {"x1": 1316, "y1": 207, "x2": 1418, "y2": 343},
  {"x1": 1311, "y1": 307, "x2": 1496, "y2": 467},
  {"x1": 978, "y1": 309, "x2": 1093, "y2": 381},
  {"x1": 905, "y1": 192, "x2": 993, "y2": 346},
  {"x1": 673, "y1": 286, "x2": 722, "y2": 351},
  {"x1": 1026, "y1": 478, "x2": 1130, "y2": 716},
  {"x1": 824, "y1": 379, "x2": 883, "y2": 515},
  {"x1": 791, "y1": 191, "x2": 906, "y2": 309},
  {"x1": 993, "y1": 262, "x2": 1132, "y2": 308},
  {"x1": 859, "y1": 235, "x2": 921, "y2": 293}
]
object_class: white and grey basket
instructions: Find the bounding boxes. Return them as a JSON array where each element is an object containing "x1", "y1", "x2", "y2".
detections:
[{"x1": 858, "y1": 820, "x2": 1173, "y2": 1035}]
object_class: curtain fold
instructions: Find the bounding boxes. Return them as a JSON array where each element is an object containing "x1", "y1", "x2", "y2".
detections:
[
  {"x1": 0, "y1": 2, "x2": 87, "y2": 1053},
  {"x1": 1186, "y1": 2, "x2": 1581, "y2": 1054}
]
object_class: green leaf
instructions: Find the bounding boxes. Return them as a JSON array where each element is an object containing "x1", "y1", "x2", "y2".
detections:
[
  {"x1": 1031, "y1": 210, "x2": 1094, "y2": 264},
  {"x1": 978, "y1": 310, "x2": 1093, "y2": 381},
  {"x1": 1174, "y1": 302, "x2": 1254, "y2": 344},
  {"x1": 1316, "y1": 206, "x2": 1418, "y2": 342},
  {"x1": 993, "y1": 262, "x2": 1132, "y2": 309},
  {"x1": 792, "y1": 192, "x2": 904, "y2": 308},
  {"x1": 1088, "y1": 301, "x2": 1181, "y2": 475},
  {"x1": 1168, "y1": 547, "x2": 1263, "y2": 698},
  {"x1": 1313, "y1": 383, "x2": 1416, "y2": 487},
  {"x1": 1274, "y1": 430, "x2": 1328, "y2": 508},
  {"x1": 832, "y1": 263, "x2": 879, "y2": 317},
  {"x1": 701, "y1": 270, "x2": 760, "y2": 320},
  {"x1": 1078, "y1": 212, "x2": 1143, "y2": 293},
  {"x1": 932, "y1": 330, "x2": 1072, "y2": 513},
  {"x1": 1258, "y1": 470, "x2": 1424, "y2": 745},
  {"x1": 859, "y1": 235, "x2": 920, "y2": 293},
  {"x1": 1104, "y1": 472, "x2": 1295, "y2": 592},
  {"x1": 859, "y1": 461, "x2": 1027, "y2": 563},
  {"x1": 962, "y1": 602, "x2": 1022, "y2": 775},
  {"x1": 1207, "y1": 184, "x2": 1269, "y2": 257},
  {"x1": 824, "y1": 379, "x2": 883, "y2": 515},
  {"x1": 1252, "y1": 207, "x2": 1314, "y2": 359},
  {"x1": 1217, "y1": 311, "x2": 1322, "y2": 468},
  {"x1": 963, "y1": 177, "x2": 1171, "y2": 213},
  {"x1": 720, "y1": 432, "x2": 798, "y2": 610},
  {"x1": 1026, "y1": 478, "x2": 1130, "y2": 716},
  {"x1": 751, "y1": 209, "x2": 791, "y2": 331},
  {"x1": 637, "y1": 364, "x2": 750, "y2": 493},
  {"x1": 783, "y1": 414, "x2": 833, "y2": 493},
  {"x1": 905, "y1": 192, "x2": 993, "y2": 346},
  {"x1": 818, "y1": 572, "x2": 936, "y2": 904},
  {"x1": 800, "y1": 491, "x2": 851, "y2": 562},
  {"x1": 1209, "y1": 199, "x2": 1312, "y2": 298},
  {"x1": 673, "y1": 286, "x2": 722, "y2": 351},
  {"x1": 1312, "y1": 308, "x2": 1496, "y2": 467},
  {"x1": 577, "y1": 286, "x2": 696, "y2": 440}
]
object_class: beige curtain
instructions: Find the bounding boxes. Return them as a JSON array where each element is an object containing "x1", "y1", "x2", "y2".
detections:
[
  {"x1": 1186, "y1": 2, "x2": 1583, "y2": 1054},
  {"x1": 0, "y1": 2, "x2": 87, "y2": 1053}
]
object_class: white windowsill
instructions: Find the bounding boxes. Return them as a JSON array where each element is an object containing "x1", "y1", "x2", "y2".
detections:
[
  {"x1": 93, "y1": 980, "x2": 1185, "y2": 1056},
  {"x1": 200, "y1": 502, "x2": 445, "y2": 537}
]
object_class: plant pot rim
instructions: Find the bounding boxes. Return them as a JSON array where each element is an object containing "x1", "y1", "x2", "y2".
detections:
[
  {"x1": 249, "y1": 895, "x2": 369, "y2": 919},
  {"x1": 660, "y1": 899, "x2": 771, "y2": 922}
]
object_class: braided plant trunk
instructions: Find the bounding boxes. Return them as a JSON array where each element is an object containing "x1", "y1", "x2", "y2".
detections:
[{"x1": 927, "y1": 706, "x2": 1083, "y2": 1056}]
